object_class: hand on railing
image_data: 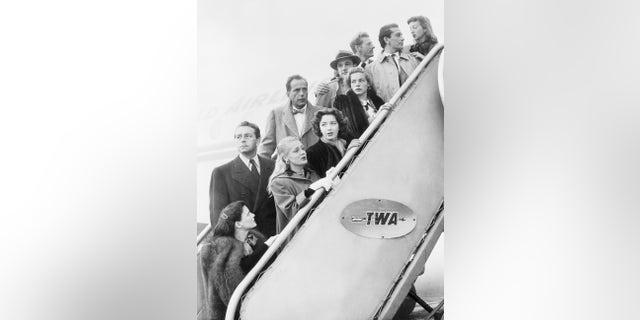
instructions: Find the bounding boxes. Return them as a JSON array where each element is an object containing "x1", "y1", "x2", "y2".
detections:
[
  {"x1": 378, "y1": 102, "x2": 395, "y2": 113},
  {"x1": 309, "y1": 176, "x2": 334, "y2": 192},
  {"x1": 347, "y1": 138, "x2": 362, "y2": 150},
  {"x1": 325, "y1": 167, "x2": 342, "y2": 186},
  {"x1": 265, "y1": 235, "x2": 278, "y2": 246},
  {"x1": 410, "y1": 51, "x2": 425, "y2": 61}
]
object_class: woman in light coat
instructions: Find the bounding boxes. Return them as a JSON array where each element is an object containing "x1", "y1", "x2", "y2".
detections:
[{"x1": 268, "y1": 137, "x2": 334, "y2": 233}]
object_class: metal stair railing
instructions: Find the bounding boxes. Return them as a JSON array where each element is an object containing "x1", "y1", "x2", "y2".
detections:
[{"x1": 222, "y1": 43, "x2": 444, "y2": 320}]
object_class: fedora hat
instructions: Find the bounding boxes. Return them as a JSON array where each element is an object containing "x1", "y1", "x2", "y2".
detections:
[{"x1": 329, "y1": 50, "x2": 361, "y2": 70}]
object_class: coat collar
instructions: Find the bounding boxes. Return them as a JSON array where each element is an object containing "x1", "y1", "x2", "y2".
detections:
[
  {"x1": 282, "y1": 100, "x2": 317, "y2": 137},
  {"x1": 231, "y1": 156, "x2": 256, "y2": 191},
  {"x1": 374, "y1": 50, "x2": 410, "y2": 63},
  {"x1": 272, "y1": 168, "x2": 319, "y2": 183}
]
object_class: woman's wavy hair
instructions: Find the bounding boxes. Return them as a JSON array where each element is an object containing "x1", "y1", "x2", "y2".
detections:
[
  {"x1": 346, "y1": 67, "x2": 373, "y2": 91},
  {"x1": 268, "y1": 136, "x2": 303, "y2": 193},
  {"x1": 212, "y1": 200, "x2": 245, "y2": 237},
  {"x1": 311, "y1": 108, "x2": 349, "y2": 140},
  {"x1": 407, "y1": 16, "x2": 438, "y2": 43}
]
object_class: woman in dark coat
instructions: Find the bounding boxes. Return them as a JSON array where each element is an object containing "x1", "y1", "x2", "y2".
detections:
[
  {"x1": 332, "y1": 66, "x2": 386, "y2": 139},
  {"x1": 198, "y1": 200, "x2": 271, "y2": 320},
  {"x1": 306, "y1": 108, "x2": 360, "y2": 178}
]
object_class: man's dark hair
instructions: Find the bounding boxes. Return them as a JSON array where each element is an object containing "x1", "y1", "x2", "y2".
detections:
[
  {"x1": 236, "y1": 121, "x2": 261, "y2": 139},
  {"x1": 378, "y1": 23, "x2": 399, "y2": 48},
  {"x1": 349, "y1": 32, "x2": 370, "y2": 53},
  {"x1": 285, "y1": 74, "x2": 308, "y2": 92},
  {"x1": 407, "y1": 16, "x2": 438, "y2": 43}
]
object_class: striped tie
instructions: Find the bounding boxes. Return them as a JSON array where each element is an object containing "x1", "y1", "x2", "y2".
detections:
[{"x1": 249, "y1": 159, "x2": 260, "y2": 180}]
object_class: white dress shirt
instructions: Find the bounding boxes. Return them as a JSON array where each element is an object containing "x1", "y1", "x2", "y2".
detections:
[
  {"x1": 360, "y1": 98, "x2": 377, "y2": 121},
  {"x1": 238, "y1": 154, "x2": 260, "y2": 174},
  {"x1": 292, "y1": 104, "x2": 307, "y2": 136}
]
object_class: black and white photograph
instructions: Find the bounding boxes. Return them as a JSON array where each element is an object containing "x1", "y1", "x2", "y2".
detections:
[
  {"x1": 5, "y1": 1, "x2": 640, "y2": 320},
  {"x1": 196, "y1": 1, "x2": 444, "y2": 319}
]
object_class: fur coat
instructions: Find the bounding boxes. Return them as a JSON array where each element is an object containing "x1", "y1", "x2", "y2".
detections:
[
  {"x1": 198, "y1": 230, "x2": 267, "y2": 320},
  {"x1": 306, "y1": 139, "x2": 346, "y2": 178},
  {"x1": 333, "y1": 89, "x2": 385, "y2": 139}
]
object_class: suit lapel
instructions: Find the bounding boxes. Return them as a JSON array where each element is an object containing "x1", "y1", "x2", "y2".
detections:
[
  {"x1": 231, "y1": 156, "x2": 256, "y2": 192},
  {"x1": 300, "y1": 102, "x2": 318, "y2": 137},
  {"x1": 282, "y1": 104, "x2": 300, "y2": 137}
]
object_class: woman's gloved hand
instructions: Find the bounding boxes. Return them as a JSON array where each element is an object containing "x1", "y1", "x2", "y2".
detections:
[{"x1": 309, "y1": 176, "x2": 334, "y2": 192}]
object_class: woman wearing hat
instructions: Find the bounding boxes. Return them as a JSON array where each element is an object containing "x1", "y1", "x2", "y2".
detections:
[{"x1": 314, "y1": 50, "x2": 361, "y2": 109}]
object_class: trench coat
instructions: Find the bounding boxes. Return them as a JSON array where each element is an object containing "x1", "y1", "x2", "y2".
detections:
[
  {"x1": 365, "y1": 52, "x2": 420, "y2": 102},
  {"x1": 333, "y1": 89, "x2": 385, "y2": 139}
]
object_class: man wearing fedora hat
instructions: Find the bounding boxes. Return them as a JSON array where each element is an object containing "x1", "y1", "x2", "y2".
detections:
[
  {"x1": 314, "y1": 50, "x2": 361, "y2": 109},
  {"x1": 365, "y1": 23, "x2": 420, "y2": 102}
]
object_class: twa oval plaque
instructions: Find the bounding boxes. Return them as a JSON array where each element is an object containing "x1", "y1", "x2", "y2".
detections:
[{"x1": 340, "y1": 199, "x2": 416, "y2": 239}]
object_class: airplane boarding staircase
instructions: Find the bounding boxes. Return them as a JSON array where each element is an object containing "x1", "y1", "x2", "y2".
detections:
[{"x1": 198, "y1": 44, "x2": 444, "y2": 320}]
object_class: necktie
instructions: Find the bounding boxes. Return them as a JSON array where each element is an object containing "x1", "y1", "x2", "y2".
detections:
[
  {"x1": 390, "y1": 53, "x2": 408, "y2": 86},
  {"x1": 292, "y1": 107, "x2": 305, "y2": 114},
  {"x1": 249, "y1": 159, "x2": 260, "y2": 180}
]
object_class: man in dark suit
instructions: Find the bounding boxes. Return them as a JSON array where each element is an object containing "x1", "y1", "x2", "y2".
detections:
[
  {"x1": 209, "y1": 121, "x2": 277, "y2": 237},
  {"x1": 258, "y1": 75, "x2": 322, "y2": 159}
]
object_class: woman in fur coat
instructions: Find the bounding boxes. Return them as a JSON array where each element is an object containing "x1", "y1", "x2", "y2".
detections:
[
  {"x1": 306, "y1": 108, "x2": 361, "y2": 178},
  {"x1": 198, "y1": 200, "x2": 271, "y2": 320},
  {"x1": 332, "y1": 67, "x2": 387, "y2": 139}
]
